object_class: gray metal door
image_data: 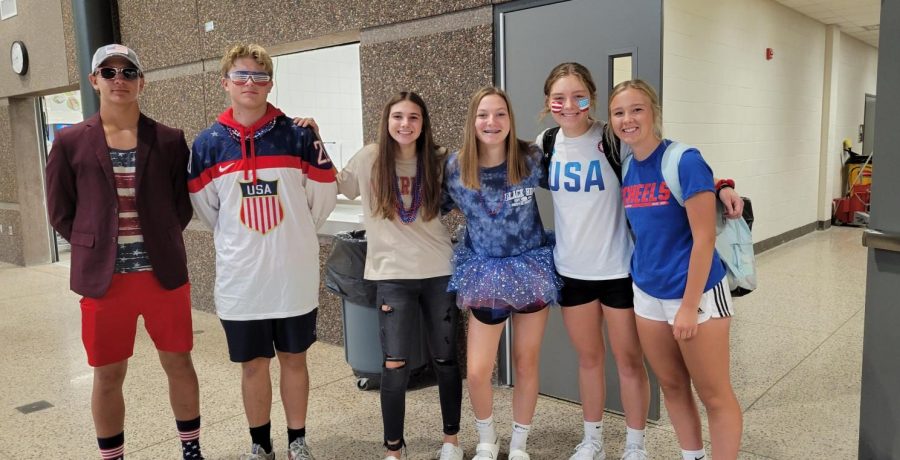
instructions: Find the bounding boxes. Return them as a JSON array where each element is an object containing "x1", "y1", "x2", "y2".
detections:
[
  {"x1": 858, "y1": 2, "x2": 900, "y2": 458},
  {"x1": 495, "y1": 0, "x2": 662, "y2": 420},
  {"x1": 862, "y1": 94, "x2": 876, "y2": 157}
]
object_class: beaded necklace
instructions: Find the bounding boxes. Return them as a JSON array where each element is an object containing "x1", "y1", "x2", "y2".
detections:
[{"x1": 394, "y1": 156, "x2": 423, "y2": 224}]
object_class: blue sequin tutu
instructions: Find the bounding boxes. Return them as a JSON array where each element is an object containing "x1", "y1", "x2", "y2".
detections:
[{"x1": 449, "y1": 233, "x2": 561, "y2": 311}]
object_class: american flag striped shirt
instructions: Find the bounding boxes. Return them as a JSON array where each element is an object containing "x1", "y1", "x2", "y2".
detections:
[{"x1": 110, "y1": 148, "x2": 152, "y2": 273}]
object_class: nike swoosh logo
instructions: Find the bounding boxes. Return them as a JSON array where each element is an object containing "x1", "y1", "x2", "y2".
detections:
[{"x1": 218, "y1": 163, "x2": 235, "y2": 173}]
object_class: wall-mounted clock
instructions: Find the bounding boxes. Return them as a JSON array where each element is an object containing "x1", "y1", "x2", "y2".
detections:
[{"x1": 11, "y1": 41, "x2": 28, "y2": 75}]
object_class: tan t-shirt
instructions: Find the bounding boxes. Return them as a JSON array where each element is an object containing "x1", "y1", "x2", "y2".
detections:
[{"x1": 338, "y1": 144, "x2": 453, "y2": 280}]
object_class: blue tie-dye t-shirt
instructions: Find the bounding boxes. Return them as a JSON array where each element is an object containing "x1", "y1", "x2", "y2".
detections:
[{"x1": 443, "y1": 144, "x2": 547, "y2": 257}]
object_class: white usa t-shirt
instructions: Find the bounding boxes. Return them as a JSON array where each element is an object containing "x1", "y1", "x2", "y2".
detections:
[{"x1": 539, "y1": 121, "x2": 632, "y2": 280}]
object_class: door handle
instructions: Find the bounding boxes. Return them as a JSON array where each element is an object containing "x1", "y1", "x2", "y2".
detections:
[{"x1": 862, "y1": 229, "x2": 900, "y2": 253}]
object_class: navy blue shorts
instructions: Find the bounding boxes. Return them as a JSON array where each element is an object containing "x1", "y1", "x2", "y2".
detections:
[
  {"x1": 469, "y1": 304, "x2": 547, "y2": 325},
  {"x1": 220, "y1": 309, "x2": 317, "y2": 362}
]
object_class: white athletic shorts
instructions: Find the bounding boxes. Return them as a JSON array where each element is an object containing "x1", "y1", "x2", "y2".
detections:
[{"x1": 633, "y1": 277, "x2": 734, "y2": 324}]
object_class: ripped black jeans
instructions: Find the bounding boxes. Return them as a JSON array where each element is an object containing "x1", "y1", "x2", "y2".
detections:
[{"x1": 376, "y1": 275, "x2": 462, "y2": 449}]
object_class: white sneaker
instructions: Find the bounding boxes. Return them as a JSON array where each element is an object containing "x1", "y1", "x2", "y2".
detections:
[
  {"x1": 471, "y1": 441, "x2": 500, "y2": 460},
  {"x1": 569, "y1": 439, "x2": 605, "y2": 460},
  {"x1": 438, "y1": 443, "x2": 464, "y2": 460},
  {"x1": 620, "y1": 444, "x2": 648, "y2": 460},
  {"x1": 508, "y1": 449, "x2": 530, "y2": 460},
  {"x1": 239, "y1": 443, "x2": 275, "y2": 460},
  {"x1": 288, "y1": 437, "x2": 315, "y2": 460},
  {"x1": 384, "y1": 456, "x2": 401, "y2": 460}
]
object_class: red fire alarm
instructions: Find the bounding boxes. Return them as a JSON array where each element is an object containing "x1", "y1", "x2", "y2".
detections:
[{"x1": 766, "y1": 48, "x2": 774, "y2": 60}]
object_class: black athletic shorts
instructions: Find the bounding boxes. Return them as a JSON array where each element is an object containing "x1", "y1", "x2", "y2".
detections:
[
  {"x1": 220, "y1": 308, "x2": 318, "y2": 362},
  {"x1": 557, "y1": 274, "x2": 634, "y2": 308}
]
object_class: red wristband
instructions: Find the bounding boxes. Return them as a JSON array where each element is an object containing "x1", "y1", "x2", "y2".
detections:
[{"x1": 716, "y1": 178, "x2": 735, "y2": 191}]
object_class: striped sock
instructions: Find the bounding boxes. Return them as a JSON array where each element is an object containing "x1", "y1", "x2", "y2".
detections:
[
  {"x1": 176, "y1": 416, "x2": 203, "y2": 460},
  {"x1": 98, "y1": 432, "x2": 125, "y2": 460}
]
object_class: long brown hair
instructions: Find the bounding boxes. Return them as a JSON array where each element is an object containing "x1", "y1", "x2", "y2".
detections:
[
  {"x1": 459, "y1": 86, "x2": 529, "y2": 189},
  {"x1": 371, "y1": 92, "x2": 442, "y2": 221}
]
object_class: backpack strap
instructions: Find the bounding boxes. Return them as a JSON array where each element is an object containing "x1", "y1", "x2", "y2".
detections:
[
  {"x1": 542, "y1": 123, "x2": 626, "y2": 185},
  {"x1": 621, "y1": 149, "x2": 633, "y2": 179},
  {"x1": 541, "y1": 127, "x2": 560, "y2": 177},
  {"x1": 599, "y1": 122, "x2": 624, "y2": 184},
  {"x1": 659, "y1": 141, "x2": 694, "y2": 207}
]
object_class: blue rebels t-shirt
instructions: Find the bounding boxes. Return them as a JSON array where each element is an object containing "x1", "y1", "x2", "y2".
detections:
[
  {"x1": 621, "y1": 139, "x2": 725, "y2": 299},
  {"x1": 443, "y1": 145, "x2": 546, "y2": 257}
]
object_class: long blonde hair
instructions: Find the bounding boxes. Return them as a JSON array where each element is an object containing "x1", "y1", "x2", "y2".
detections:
[
  {"x1": 608, "y1": 79, "x2": 663, "y2": 139},
  {"x1": 459, "y1": 86, "x2": 529, "y2": 189}
]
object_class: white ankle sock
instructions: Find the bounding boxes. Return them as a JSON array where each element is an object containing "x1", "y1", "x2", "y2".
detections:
[
  {"x1": 474, "y1": 415, "x2": 497, "y2": 445},
  {"x1": 682, "y1": 448, "x2": 706, "y2": 460},
  {"x1": 509, "y1": 422, "x2": 531, "y2": 452},
  {"x1": 625, "y1": 426, "x2": 645, "y2": 447},
  {"x1": 584, "y1": 419, "x2": 603, "y2": 442}
]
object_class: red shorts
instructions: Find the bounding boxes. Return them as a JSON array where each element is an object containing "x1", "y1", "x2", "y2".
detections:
[{"x1": 80, "y1": 271, "x2": 193, "y2": 367}]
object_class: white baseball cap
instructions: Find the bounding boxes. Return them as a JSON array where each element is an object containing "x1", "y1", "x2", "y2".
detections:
[{"x1": 91, "y1": 44, "x2": 143, "y2": 74}]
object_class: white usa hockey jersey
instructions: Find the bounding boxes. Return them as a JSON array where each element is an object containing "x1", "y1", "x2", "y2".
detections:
[{"x1": 188, "y1": 104, "x2": 337, "y2": 320}]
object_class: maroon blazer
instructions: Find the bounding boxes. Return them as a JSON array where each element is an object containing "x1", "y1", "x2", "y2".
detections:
[{"x1": 46, "y1": 113, "x2": 193, "y2": 298}]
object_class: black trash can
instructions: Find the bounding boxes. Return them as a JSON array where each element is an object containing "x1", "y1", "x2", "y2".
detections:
[{"x1": 325, "y1": 230, "x2": 431, "y2": 390}]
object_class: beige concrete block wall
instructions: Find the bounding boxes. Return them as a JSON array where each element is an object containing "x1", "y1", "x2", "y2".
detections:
[{"x1": 662, "y1": 0, "x2": 876, "y2": 242}]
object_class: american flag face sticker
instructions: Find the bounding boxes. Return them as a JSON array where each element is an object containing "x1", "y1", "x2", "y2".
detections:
[
  {"x1": 577, "y1": 97, "x2": 590, "y2": 112},
  {"x1": 550, "y1": 100, "x2": 564, "y2": 113},
  {"x1": 239, "y1": 179, "x2": 284, "y2": 234}
]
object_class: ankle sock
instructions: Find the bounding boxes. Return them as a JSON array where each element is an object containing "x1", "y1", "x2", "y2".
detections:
[
  {"x1": 509, "y1": 422, "x2": 531, "y2": 452},
  {"x1": 682, "y1": 448, "x2": 706, "y2": 460},
  {"x1": 584, "y1": 419, "x2": 603, "y2": 442},
  {"x1": 474, "y1": 415, "x2": 497, "y2": 444},
  {"x1": 98, "y1": 432, "x2": 125, "y2": 460},
  {"x1": 176, "y1": 416, "x2": 202, "y2": 460},
  {"x1": 625, "y1": 426, "x2": 645, "y2": 448},
  {"x1": 249, "y1": 422, "x2": 273, "y2": 453}
]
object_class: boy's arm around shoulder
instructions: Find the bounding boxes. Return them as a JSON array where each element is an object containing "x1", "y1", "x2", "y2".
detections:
[{"x1": 295, "y1": 125, "x2": 337, "y2": 230}]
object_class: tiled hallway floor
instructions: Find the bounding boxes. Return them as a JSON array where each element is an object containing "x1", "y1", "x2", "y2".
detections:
[{"x1": 0, "y1": 227, "x2": 867, "y2": 459}]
